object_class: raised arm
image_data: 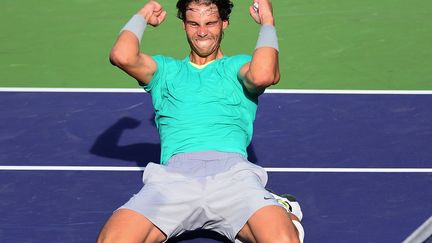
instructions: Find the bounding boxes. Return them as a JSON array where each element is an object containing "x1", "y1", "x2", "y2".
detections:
[
  {"x1": 239, "y1": 0, "x2": 280, "y2": 94},
  {"x1": 109, "y1": 1, "x2": 167, "y2": 85}
]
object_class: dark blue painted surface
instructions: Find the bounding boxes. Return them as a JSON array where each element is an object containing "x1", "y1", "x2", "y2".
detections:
[
  {"x1": 0, "y1": 92, "x2": 431, "y2": 242},
  {"x1": 0, "y1": 171, "x2": 430, "y2": 243},
  {"x1": 0, "y1": 92, "x2": 159, "y2": 167},
  {"x1": 253, "y1": 94, "x2": 432, "y2": 168},
  {"x1": 267, "y1": 172, "x2": 432, "y2": 243},
  {"x1": 1, "y1": 92, "x2": 431, "y2": 167}
]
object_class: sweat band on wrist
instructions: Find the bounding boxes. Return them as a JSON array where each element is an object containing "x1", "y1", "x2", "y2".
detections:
[
  {"x1": 255, "y1": 24, "x2": 279, "y2": 52},
  {"x1": 120, "y1": 15, "x2": 147, "y2": 43}
]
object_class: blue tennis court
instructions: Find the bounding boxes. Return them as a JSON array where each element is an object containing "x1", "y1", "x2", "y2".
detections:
[{"x1": 1, "y1": 90, "x2": 431, "y2": 242}]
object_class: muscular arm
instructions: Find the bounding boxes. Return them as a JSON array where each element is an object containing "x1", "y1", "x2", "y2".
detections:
[
  {"x1": 240, "y1": 46, "x2": 280, "y2": 94},
  {"x1": 239, "y1": 0, "x2": 280, "y2": 94},
  {"x1": 110, "y1": 32, "x2": 157, "y2": 85},
  {"x1": 109, "y1": 1, "x2": 166, "y2": 85}
]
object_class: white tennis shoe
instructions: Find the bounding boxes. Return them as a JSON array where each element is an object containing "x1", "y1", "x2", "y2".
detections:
[
  {"x1": 270, "y1": 192, "x2": 303, "y2": 221},
  {"x1": 234, "y1": 191, "x2": 304, "y2": 243}
]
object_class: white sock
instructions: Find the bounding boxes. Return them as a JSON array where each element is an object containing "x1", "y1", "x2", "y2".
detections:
[{"x1": 292, "y1": 220, "x2": 305, "y2": 243}]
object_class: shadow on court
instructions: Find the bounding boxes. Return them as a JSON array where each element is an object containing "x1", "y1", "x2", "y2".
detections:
[
  {"x1": 169, "y1": 230, "x2": 232, "y2": 243},
  {"x1": 90, "y1": 117, "x2": 161, "y2": 167},
  {"x1": 90, "y1": 116, "x2": 258, "y2": 166}
]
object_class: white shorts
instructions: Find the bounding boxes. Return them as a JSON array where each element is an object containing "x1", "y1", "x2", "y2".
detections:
[{"x1": 119, "y1": 150, "x2": 280, "y2": 241}]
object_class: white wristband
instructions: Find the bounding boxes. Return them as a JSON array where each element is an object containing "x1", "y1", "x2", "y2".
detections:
[
  {"x1": 255, "y1": 24, "x2": 279, "y2": 52},
  {"x1": 120, "y1": 15, "x2": 147, "y2": 43}
]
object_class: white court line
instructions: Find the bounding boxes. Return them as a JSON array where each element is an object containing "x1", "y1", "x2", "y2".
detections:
[
  {"x1": 0, "y1": 166, "x2": 145, "y2": 171},
  {"x1": 0, "y1": 166, "x2": 431, "y2": 173},
  {"x1": 1, "y1": 87, "x2": 432, "y2": 95},
  {"x1": 403, "y1": 216, "x2": 432, "y2": 243},
  {"x1": 265, "y1": 167, "x2": 432, "y2": 173},
  {"x1": 0, "y1": 87, "x2": 143, "y2": 93}
]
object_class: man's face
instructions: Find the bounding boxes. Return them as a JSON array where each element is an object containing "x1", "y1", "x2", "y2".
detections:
[{"x1": 183, "y1": 3, "x2": 228, "y2": 57}]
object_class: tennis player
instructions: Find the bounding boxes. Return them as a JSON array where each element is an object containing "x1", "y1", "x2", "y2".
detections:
[{"x1": 98, "y1": 0, "x2": 304, "y2": 242}]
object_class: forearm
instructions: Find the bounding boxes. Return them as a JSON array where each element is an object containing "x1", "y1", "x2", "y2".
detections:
[
  {"x1": 241, "y1": 1, "x2": 281, "y2": 93},
  {"x1": 109, "y1": 15, "x2": 146, "y2": 68},
  {"x1": 245, "y1": 23, "x2": 280, "y2": 90},
  {"x1": 109, "y1": 2, "x2": 165, "y2": 85},
  {"x1": 247, "y1": 43, "x2": 280, "y2": 88}
]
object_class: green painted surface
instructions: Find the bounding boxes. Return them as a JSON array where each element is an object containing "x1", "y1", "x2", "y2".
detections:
[{"x1": 1, "y1": 0, "x2": 431, "y2": 89}]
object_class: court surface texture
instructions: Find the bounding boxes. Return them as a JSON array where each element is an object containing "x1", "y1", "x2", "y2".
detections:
[{"x1": 0, "y1": 89, "x2": 431, "y2": 242}]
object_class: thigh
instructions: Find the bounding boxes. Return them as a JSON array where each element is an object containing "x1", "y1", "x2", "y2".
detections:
[
  {"x1": 97, "y1": 208, "x2": 166, "y2": 243},
  {"x1": 237, "y1": 205, "x2": 299, "y2": 243},
  {"x1": 205, "y1": 161, "x2": 280, "y2": 240},
  {"x1": 120, "y1": 163, "x2": 203, "y2": 239}
]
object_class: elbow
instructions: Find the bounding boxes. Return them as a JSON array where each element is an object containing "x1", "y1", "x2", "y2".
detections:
[
  {"x1": 109, "y1": 49, "x2": 132, "y2": 68},
  {"x1": 250, "y1": 71, "x2": 280, "y2": 89},
  {"x1": 272, "y1": 71, "x2": 281, "y2": 85}
]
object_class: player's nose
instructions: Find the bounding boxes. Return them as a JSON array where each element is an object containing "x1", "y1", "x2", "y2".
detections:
[{"x1": 197, "y1": 26, "x2": 208, "y2": 37}]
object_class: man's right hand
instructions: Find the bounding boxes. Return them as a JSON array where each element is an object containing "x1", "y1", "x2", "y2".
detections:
[{"x1": 138, "y1": 0, "x2": 167, "y2": 27}]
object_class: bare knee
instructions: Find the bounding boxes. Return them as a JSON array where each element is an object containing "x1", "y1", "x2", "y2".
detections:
[
  {"x1": 266, "y1": 223, "x2": 300, "y2": 243},
  {"x1": 97, "y1": 229, "x2": 112, "y2": 243},
  {"x1": 279, "y1": 232, "x2": 301, "y2": 243},
  {"x1": 97, "y1": 226, "x2": 128, "y2": 243},
  {"x1": 237, "y1": 233, "x2": 299, "y2": 243}
]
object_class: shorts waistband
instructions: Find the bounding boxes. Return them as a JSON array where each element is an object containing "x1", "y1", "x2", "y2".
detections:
[
  {"x1": 165, "y1": 151, "x2": 248, "y2": 176},
  {"x1": 168, "y1": 150, "x2": 245, "y2": 162}
]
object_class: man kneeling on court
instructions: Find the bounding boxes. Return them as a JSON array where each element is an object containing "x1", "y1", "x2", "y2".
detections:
[{"x1": 98, "y1": 0, "x2": 304, "y2": 242}]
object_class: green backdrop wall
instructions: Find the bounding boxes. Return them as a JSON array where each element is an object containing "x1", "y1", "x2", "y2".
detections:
[{"x1": 1, "y1": 0, "x2": 431, "y2": 89}]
